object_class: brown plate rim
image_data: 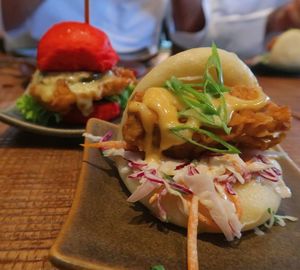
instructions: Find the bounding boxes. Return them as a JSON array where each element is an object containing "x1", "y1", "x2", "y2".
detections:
[{"x1": 49, "y1": 119, "x2": 119, "y2": 269}]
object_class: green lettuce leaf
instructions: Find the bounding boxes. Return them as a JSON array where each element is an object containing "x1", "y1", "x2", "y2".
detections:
[
  {"x1": 150, "y1": 265, "x2": 165, "y2": 270},
  {"x1": 16, "y1": 94, "x2": 61, "y2": 125},
  {"x1": 106, "y1": 84, "x2": 135, "y2": 110}
]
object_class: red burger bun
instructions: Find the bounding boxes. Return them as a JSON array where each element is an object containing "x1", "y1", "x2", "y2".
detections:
[{"x1": 37, "y1": 21, "x2": 119, "y2": 72}]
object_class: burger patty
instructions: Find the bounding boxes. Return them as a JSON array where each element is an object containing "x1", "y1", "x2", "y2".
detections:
[
  {"x1": 122, "y1": 85, "x2": 291, "y2": 158},
  {"x1": 28, "y1": 67, "x2": 135, "y2": 115}
]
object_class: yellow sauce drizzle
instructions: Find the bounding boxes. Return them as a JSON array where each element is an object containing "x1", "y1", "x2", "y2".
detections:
[{"x1": 127, "y1": 85, "x2": 269, "y2": 162}]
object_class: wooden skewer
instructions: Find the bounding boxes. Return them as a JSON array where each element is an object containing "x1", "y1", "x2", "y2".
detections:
[{"x1": 85, "y1": 0, "x2": 90, "y2": 24}]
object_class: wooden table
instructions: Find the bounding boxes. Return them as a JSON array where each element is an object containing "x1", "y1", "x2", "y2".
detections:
[{"x1": 0, "y1": 57, "x2": 299, "y2": 270}]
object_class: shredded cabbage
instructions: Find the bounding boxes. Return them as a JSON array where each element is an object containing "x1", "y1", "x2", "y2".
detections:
[{"x1": 265, "y1": 208, "x2": 298, "y2": 229}]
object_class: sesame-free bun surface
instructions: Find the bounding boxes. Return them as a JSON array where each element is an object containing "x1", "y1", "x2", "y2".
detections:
[
  {"x1": 134, "y1": 47, "x2": 258, "y2": 93},
  {"x1": 268, "y1": 29, "x2": 300, "y2": 70}
]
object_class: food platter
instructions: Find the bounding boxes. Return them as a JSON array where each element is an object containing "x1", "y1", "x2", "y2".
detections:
[
  {"x1": 0, "y1": 104, "x2": 85, "y2": 137},
  {"x1": 49, "y1": 118, "x2": 300, "y2": 270}
]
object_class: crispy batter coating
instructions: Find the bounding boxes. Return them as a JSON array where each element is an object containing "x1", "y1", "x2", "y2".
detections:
[
  {"x1": 101, "y1": 67, "x2": 136, "y2": 97},
  {"x1": 123, "y1": 112, "x2": 145, "y2": 150},
  {"x1": 122, "y1": 91, "x2": 145, "y2": 148},
  {"x1": 29, "y1": 67, "x2": 135, "y2": 113},
  {"x1": 229, "y1": 85, "x2": 259, "y2": 100},
  {"x1": 30, "y1": 79, "x2": 76, "y2": 113},
  {"x1": 123, "y1": 85, "x2": 291, "y2": 158}
]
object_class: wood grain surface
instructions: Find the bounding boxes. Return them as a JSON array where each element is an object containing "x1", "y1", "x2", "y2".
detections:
[
  {"x1": 0, "y1": 55, "x2": 299, "y2": 269},
  {"x1": 0, "y1": 56, "x2": 82, "y2": 270}
]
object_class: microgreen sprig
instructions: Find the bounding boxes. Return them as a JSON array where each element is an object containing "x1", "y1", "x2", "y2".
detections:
[
  {"x1": 170, "y1": 126, "x2": 240, "y2": 154},
  {"x1": 165, "y1": 43, "x2": 231, "y2": 134},
  {"x1": 265, "y1": 208, "x2": 298, "y2": 229},
  {"x1": 164, "y1": 43, "x2": 238, "y2": 153},
  {"x1": 151, "y1": 265, "x2": 165, "y2": 270},
  {"x1": 204, "y1": 43, "x2": 231, "y2": 133}
]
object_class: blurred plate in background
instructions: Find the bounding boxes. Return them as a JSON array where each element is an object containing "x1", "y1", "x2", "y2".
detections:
[{"x1": 0, "y1": 104, "x2": 85, "y2": 137}]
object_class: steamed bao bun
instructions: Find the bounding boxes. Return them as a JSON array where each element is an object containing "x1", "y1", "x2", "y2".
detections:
[
  {"x1": 268, "y1": 29, "x2": 300, "y2": 70},
  {"x1": 117, "y1": 47, "x2": 282, "y2": 234}
]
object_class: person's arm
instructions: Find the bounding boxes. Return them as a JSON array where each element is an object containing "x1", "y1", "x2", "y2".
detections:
[
  {"x1": 1, "y1": 0, "x2": 43, "y2": 31},
  {"x1": 171, "y1": 0, "x2": 205, "y2": 32},
  {"x1": 266, "y1": 0, "x2": 300, "y2": 33}
]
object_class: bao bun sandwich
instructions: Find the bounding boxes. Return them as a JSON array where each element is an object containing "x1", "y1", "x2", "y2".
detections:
[
  {"x1": 267, "y1": 29, "x2": 300, "y2": 70},
  {"x1": 84, "y1": 45, "x2": 293, "y2": 269},
  {"x1": 17, "y1": 22, "x2": 136, "y2": 125}
]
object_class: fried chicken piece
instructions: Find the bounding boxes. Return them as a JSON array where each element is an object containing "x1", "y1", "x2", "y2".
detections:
[
  {"x1": 29, "y1": 67, "x2": 135, "y2": 113},
  {"x1": 229, "y1": 85, "x2": 260, "y2": 100},
  {"x1": 164, "y1": 102, "x2": 290, "y2": 159},
  {"x1": 123, "y1": 112, "x2": 145, "y2": 149},
  {"x1": 123, "y1": 86, "x2": 291, "y2": 159},
  {"x1": 101, "y1": 67, "x2": 136, "y2": 97},
  {"x1": 227, "y1": 102, "x2": 291, "y2": 148},
  {"x1": 30, "y1": 79, "x2": 77, "y2": 113},
  {"x1": 122, "y1": 91, "x2": 146, "y2": 150}
]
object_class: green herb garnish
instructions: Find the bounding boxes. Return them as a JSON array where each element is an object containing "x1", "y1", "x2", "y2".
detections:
[
  {"x1": 265, "y1": 208, "x2": 298, "y2": 229},
  {"x1": 170, "y1": 126, "x2": 240, "y2": 154},
  {"x1": 106, "y1": 84, "x2": 134, "y2": 110},
  {"x1": 165, "y1": 43, "x2": 239, "y2": 154},
  {"x1": 151, "y1": 265, "x2": 165, "y2": 270},
  {"x1": 16, "y1": 94, "x2": 61, "y2": 125},
  {"x1": 163, "y1": 173, "x2": 175, "y2": 182}
]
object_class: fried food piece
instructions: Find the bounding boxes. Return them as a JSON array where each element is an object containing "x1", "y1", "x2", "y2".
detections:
[
  {"x1": 122, "y1": 86, "x2": 291, "y2": 158},
  {"x1": 123, "y1": 112, "x2": 145, "y2": 149},
  {"x1": 229, "y1": 85, "x2": 259, "y2": 100},
  {"x1": 100, "y1": 67, "x2": 136, "y2": 97},
  {"x1": 29, "y1": 79, "x2": 76, "y2": 113},
  {"x1": 29, "y1": 67, "x2": 135, "y2": 114},
  {"x1": 122, "y1": 91, "x2": 145, "y2": 149},
  {"x1": 164, "y1": 101, "x2": 290, "y2": 159}
]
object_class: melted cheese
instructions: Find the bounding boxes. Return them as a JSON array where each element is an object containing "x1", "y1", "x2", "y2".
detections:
[
  {"x1": 128, "y1": 85, "x2": 269, "y2": 162},
  {"x1": 129, "y1": 87, "x2": 199, "y2": 161},
  {"x1": 69, "y1": 80, "x2": 102, "y2": 115},
  {"x1": 29, "y1": 70, "x2": 113, "y2": 116}
]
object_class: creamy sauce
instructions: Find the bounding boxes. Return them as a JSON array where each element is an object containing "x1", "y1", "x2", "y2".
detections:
[
  {"x1": 129, "y1": 87, "x2": 200, "y2": 161},
  {"x1": 128, "y1": 84, "x2": 269, "y2": 161},
  {"x1": 224, "y1": 87, "x2": 269, "y2": 119},
  {"x1": 29, "y1": 70, "x2": 113, "y2": 116}
]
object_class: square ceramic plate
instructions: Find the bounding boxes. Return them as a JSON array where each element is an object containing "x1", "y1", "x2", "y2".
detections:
[{"x1": 50, "y1": 118, "x2": 300, "y2": 270}]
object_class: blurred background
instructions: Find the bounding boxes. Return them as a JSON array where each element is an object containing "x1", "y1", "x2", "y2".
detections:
[{"x1": 0, "y1": 0, "x2": 299, "y2": 61}]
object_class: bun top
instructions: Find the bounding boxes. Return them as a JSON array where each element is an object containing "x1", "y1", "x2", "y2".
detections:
[
  {"x1": 268, "y1": 29, "x2": 300, "y2": 69},
  {"x1": 132, "y1": 47, "x2": 258, "y2": 94},
  {"x1": 37, "y1": 21, "x2": 119, "y2": 72}
]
